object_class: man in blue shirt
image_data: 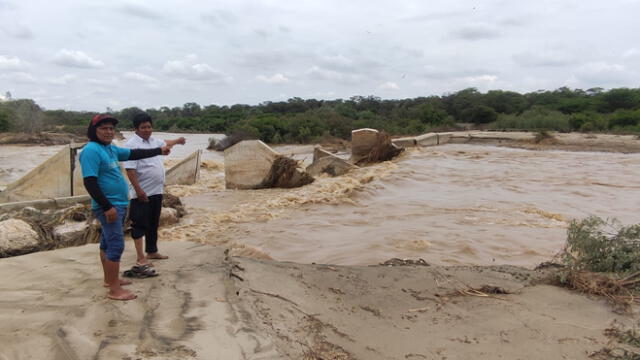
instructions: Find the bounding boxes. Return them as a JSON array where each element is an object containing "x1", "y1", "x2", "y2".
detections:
[{"x1": 80, "y1": 114, "x2": 171, "y2": 301}]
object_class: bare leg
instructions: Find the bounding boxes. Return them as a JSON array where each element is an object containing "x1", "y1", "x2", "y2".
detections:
[
  {"x1": 102, "y1": 249, "x2": 132, "y2": 287},
  {"x1": 104, "y1": 259, "x2": 136, "y2": 300},
  {"x1": 133, "y1": 237, "x2": 151, "y2": 265}
]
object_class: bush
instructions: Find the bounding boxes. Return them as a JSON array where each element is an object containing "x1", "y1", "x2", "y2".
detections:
[
  {"x1": 490, "y1": 106, "x2": 570, "y2": 131},
  {"x1": 561, "y1": 216, "x2": 640, "y2": 274}
]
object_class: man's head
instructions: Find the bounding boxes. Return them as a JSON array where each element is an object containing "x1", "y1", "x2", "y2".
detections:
[
  {"x1": 133, "y1": 113, "x2": 153, "y2": 141},
  {"x1": 87, "y1": 114, "x2": 118, "y2": 144}
]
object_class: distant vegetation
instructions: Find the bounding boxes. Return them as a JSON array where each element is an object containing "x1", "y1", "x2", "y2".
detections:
[{"x1": 1, "y1": 87, "x2": 640, "y2": 143}]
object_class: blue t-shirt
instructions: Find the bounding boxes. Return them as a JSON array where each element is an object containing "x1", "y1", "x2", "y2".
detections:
[{"x1": 79, "y1": 141, "x2": 131, "y2": 210}]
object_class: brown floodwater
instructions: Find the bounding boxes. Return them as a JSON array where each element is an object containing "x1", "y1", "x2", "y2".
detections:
[
  {"x1": 3, "y1": 133, "x2": 639, "y2": 268},
  {"x1": 174, "y1": 142, "x2": 640, "y2": 268}
]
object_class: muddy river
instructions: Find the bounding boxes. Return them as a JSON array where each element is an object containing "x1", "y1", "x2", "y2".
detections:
[{"x1": 2, "y1": 132, "x2": 639, "y2": 268}]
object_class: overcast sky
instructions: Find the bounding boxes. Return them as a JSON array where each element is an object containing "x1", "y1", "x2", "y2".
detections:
[{"x1": 1, "y1": 0, "x2": 639, "y2": 111}]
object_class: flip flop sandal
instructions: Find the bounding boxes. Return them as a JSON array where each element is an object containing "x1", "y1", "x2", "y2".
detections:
[{"x1": 132, "y1": 264, "x2": 158, "y2": 278}]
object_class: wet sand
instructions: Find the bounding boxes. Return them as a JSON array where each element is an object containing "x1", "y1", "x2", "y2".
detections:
[
  {"x1": 0, "y1": 241, "x2": 634, "y2": 360},
  {"x1": 1, "y1": 132, "x2": 639, "y2": 359}
]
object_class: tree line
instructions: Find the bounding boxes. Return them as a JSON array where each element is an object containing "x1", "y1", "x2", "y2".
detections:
[{"x1": 1, "y1": 87, "x2": 640, "y2": 143}]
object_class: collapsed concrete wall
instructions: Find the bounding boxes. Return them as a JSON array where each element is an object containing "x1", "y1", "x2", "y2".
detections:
[
  {"x1": 0, "y1": 145, "x2": 87, "y2": 204},
  {"x1": 166, "y1": 150, "x2": 202, "y2": 186},
  {"x1": 224, "y1": 140, "x2": 313, "y2": 189},
  {"x1": 306, "y1": 147, "x2": 358, "y2": 177},
  {"x1": 351, "y1": 129, "x2": 404, "y2": 164}
]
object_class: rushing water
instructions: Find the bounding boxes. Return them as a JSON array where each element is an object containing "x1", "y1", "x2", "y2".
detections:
[{"x1": 2, "y1": 133, "x2": 639, "y2": 268}]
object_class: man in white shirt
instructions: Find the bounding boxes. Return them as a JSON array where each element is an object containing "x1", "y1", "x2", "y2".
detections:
[{"x1": 123, "y1": 113, "x2": 185, "y2": 266}]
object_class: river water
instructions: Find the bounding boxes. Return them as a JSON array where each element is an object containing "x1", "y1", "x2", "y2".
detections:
[{"x1": 2, "y1": 132, "x2": 639, "y2": 268}]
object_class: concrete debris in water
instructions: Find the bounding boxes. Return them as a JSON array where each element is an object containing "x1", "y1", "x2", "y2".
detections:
[
  {"x1": 306, "y1": 147, "x2": 358, "y2": 177},
  {"x1": 224, "y1": 140, "x2": 314, "y2": 189},
  {"x1": 350, "y1": 128, "x2": 405, "y2": 164}
]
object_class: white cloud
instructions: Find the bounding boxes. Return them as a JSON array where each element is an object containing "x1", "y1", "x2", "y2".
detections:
[
  {"x1": 513, "y1": 51, "x2": 573, "y2": 67},
  {"x1": 163, "y1": 55, "x2": 231, "y2": 82},
  {"x1": 307, "y1": 66, "x2": 361, "y2": 84},
  {"x1": 622, "y1": 48, "x2": 640, "y2": 58},
  {"x1": 123, "y1": 72, "x2": 158, "y2": 83},
  {"x1": 256, "y1": 73, "x2": 291, "y2": 84},
  {"x1": 1, "y1": 71, "x2": 36, "y2": 83},
  {"x1": 379, "y1": 81, "x2": 399, "y2": 90},
  {"x1": 0, "y1": 55, "x2": 27, "y2": 71},
  {"x1": 463, "y1": 75, "x2": 498, "y2": 83},
  {"x1": 52, "y1": 49, "x2": 104, "y2": 69},
  {"x1": 450, "y1": 23, "x2": 501, "y2": 40},
  {"x1": 574, "y1": 62, "x2": 631, "y2": 84},
  {"x1": 48, "y1": 74, "x2": 77, "y2": 85}
]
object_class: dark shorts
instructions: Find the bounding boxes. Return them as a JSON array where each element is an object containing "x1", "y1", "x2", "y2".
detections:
[{"x1": 95, "y1": 206, "x2": 127, "y2": 262}]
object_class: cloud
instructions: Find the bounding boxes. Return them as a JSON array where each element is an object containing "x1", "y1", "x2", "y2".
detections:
[
  {"x1": 622, "y1": 48, "x2": 640, "y2": 59},
  {"x1": 48, "y1": 74, "x2": 77, "y2": 85},
  {"x1": 450, "y1": 23, "x2": 500, "y2": 40},
  {"x1": 307, "y1": 66, "x2": 362, "y2": 84},
  {"x1": 116, "y1": 3, "x2": 163, "y2": 20},
  {"x1": 379, "y1": 81, "x2": 399, "y2": 90},
  {"x1": 463, "y1": 74, "x2": 498, "y2": 84},
  {"x1": 53, "y1": 49, "x2": 104, "y2": 69},
  {"x1": 123, "y1": 72, "x2": 158, "y2": 83},
  {"x1": 574, "y1": 62, "x2": 632, "y2": 84},
  {"x1": 400, "y1": 10, "x2": 468, "y2": 22},
  {"x1": 256, "y1": 73, "x2": 291, "y2": 84},
  {"x1": 0, "y1": 55, "x2": 27, "y2": 71},
  {"x1": 1, "y1": 71, "x2": 36, "y2": 83},
  {"x1": 513, "y1": 51, "x2": 573, "y2": 67},
  {"x1": 0, "y1": 23, "x2": 33, "y2": 39},
  {"x1": 319, "y1": 55, "x2": 356, "y2": 72},
  {"x1": 163, "y1": 55, "x2": 231, "y2": 82},
  {"x1": 200, "y1": 10, "x2": 238, "y2": 27}
]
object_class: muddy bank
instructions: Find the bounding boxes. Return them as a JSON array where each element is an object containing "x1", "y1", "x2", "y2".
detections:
[
  {"x1": 0, "y1": 132, "x2": 87, "y2": 145},
  {"x1": 467, "y1": 132, "x2": 640, "y2": 153},
  {"x1": 0, "y1": 241, "x2": 635, "y2": 360}
]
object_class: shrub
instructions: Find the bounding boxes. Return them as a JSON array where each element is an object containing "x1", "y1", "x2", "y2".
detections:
[{"x1": 561, "y1": 216, "x2": 640, "y2": 274}]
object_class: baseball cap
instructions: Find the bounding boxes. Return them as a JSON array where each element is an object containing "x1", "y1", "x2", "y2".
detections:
[{"x1": 91, "y1": 114, "x2": 119, "y2": 126}]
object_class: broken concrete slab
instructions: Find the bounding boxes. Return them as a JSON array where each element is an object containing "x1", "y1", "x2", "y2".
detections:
[
  {"x1": 390, "y1": 136, "x2": 417, "y2": 148},
  {"x1": 416, "y1": 133, "x2": 438, "y2": 146},
  {"x1": 350, "y1": 128, "x2": 380, "y2": 161},
  {"x1": 313, "y1": 147, "x2": 334, "y2": 162},
  {"x1": 0, "y1": 219, "x2": 40, "y2": 257},
  {"x1": 0, "y1": 144, "x2": 88, "y2": 204},
  {"x1": 224, "y1": 140, "x2": 313, "y2": 189},
  {"x1": 53, "y1": 221, "x2": 89, "y2": 248},
  {"x1": 165, "y1": 150, "x2": 202, "y2": 186},
  {"x1": 306, "y1": 149, "x2": 359, "y2": 177}
]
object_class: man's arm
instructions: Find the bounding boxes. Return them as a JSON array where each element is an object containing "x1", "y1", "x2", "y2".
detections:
[
  {"x1": 128, "y1": 147, "x2": 170, "y2": 160},
  {"x1": 126, "y1": 169, "x2": 148, "y2": 202},
  {"x1": 164, "y1": 137, "x2": 186, "y2": 147}
]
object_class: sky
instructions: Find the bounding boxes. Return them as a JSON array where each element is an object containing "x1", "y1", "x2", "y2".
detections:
[{"x1": 1, "y1": 0, "x2": 639, "y2": 111}]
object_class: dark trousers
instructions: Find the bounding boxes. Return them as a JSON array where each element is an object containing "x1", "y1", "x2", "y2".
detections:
[{"x1": 129, "y1": 194, "x2": 163, "y2": 254}]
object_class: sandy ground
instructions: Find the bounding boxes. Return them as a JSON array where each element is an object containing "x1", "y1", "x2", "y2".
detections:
[{"x1": 0, "y1": 241, "x2": 635, "y2": 360}]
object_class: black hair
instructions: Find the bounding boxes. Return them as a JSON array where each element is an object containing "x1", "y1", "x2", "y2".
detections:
[
  {"x1": 133, "y1": 112, "x2": 153, "y2": 129},
  {"x1": 87, "y1": 119, "x2": 117, "y2": 144}
]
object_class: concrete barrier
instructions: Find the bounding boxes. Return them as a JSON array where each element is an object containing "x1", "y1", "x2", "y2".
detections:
[
  {"x1": 166, "y1": 150, "x2": 202, "y2": 186},
  {"x1": 351, "y1": 128, "x2": 379, "y2": 161},
  {"x1": 416, "y1": 133, "x2": 438, "y2": 147},
  {"x1": 391, "y1": 136, "x2": 417, "y2": 148},
  {"x1": 306, "y1": 149, "x2": 358, "y2": 177},
  {"x1": 0, "y1": 195, "x2": 91, "y2": 215},
  {"x1": 0, "y1": 144, "x2": 87, "y2": 204}
]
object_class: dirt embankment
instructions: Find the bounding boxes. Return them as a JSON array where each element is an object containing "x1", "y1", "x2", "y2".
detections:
[
  {"x1": 0, "y1": 132, "x2": 86, "y2": 145},
  {"x1": 474, "y1": 132, "x2": 640, "y2": 153},
  {"x1": 0, "y1": 241, "x2": 637, "y2": 360}
]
